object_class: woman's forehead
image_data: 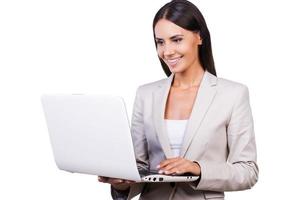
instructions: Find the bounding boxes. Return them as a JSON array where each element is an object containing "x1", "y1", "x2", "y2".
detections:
[{"x1": 154, "y1": 19, "x2": 189, "y2": 39}]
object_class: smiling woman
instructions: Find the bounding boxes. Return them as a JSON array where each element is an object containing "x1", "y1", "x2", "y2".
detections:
[
  {"x1": 98, "y1": 0, "x2": 258, "y2": 199},
  {"x1": 154, "y1": 19, "x2": 202, "y2": 75},
  {"x1": 153, "y1": 0, "x2": 216, "y2": 78}
]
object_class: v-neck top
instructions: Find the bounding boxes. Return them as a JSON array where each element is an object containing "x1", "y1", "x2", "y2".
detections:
[{"x1": 164, "y1": 119, "x2": 189, "y2": 157}]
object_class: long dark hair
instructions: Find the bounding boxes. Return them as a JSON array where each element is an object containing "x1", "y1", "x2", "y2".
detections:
[{"x1": 152, "y1": 0, "x2": 216, "y2": 77}]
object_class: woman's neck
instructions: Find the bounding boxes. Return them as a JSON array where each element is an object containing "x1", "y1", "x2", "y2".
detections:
[{"x1": 172, "y1": 66, "x2": 205, "y2": 89}]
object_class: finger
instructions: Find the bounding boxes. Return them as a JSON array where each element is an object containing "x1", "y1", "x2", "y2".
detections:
[
  {"x1": 109, "y1": 178, "x2": 125, "y2": 184},
  {"x1": 165, "y1": 166, "x2": 188, "y2": 175},
  {"x1": 98, "y1": 176, "x2": 109, "y2": 183},
  {"x1": 163, "y1": 161, "x2": 191, "y2": 175},
  {"x1": 158, "y1": 158, "x2": 187, "y2": 174},
  {"x1": 161, "y1": 159, "x2": 186, "y2": 172},
  {"x1": 164, "y1": 166, "x2": 187, "y2": 175},
  {"x1": 158, "y1": 157, "x2": 182, "y2": 169},
  {"x1": 124, "y1": 180, "x2": 135, "y2": 184},
  {"x1": 160, "y1": 157, "x2": 181, "y2": 166}
]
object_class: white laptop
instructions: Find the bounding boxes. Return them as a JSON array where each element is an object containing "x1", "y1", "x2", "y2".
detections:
[{"x1": 41, "y1": 94, "x2": 199, "y2": 183}]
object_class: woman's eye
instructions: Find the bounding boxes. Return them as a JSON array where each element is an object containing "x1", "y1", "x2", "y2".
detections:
[
  {"x1": 173, "y1": 38, "x2": 182, "y2": 43},
  {"x1": 156, "y1": 41, "x2": 164, "y2": 45}
]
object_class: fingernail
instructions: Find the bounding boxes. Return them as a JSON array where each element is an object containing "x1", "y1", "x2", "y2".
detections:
[
  {"x1": 156, "y1": 165, "x2": 160, "y2": 169},
  {"x1": 158, "y1": 170, "x2": 163, "y2": 174},
  {"x1": 164, "y1": 170, "x2": 169, "y2": 174}
]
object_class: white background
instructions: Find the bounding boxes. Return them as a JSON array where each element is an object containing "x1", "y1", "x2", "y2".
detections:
[{"x1": 1, "y1": 0, "x2": 299, "y2": 199}]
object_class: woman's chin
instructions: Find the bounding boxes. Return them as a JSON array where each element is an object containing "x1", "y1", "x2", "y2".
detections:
[{"x1": 168, "y1": 66, "x2": 186, "y2": 73}]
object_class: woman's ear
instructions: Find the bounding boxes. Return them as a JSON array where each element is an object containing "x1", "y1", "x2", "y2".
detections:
[
  {"x1": 198, "y1": 37, "x2": 203, "y2": 45},
  {"x1": 194, "y1": 31, "x2": 202, "y2": 45}
]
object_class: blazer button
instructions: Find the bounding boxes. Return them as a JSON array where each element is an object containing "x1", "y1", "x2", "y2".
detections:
[{"x1": 170, "y1": 182, "x2": 175, "y2": 188}]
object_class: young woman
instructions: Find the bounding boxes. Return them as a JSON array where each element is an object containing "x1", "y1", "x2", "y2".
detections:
[{"x1": 98, "y1": 0, "x2": 258, "y2": 199}]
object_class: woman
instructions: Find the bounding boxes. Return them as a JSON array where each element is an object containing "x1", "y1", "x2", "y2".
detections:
[{"x1": 98, "y1": 0, "x2": 258, "y2": 199}]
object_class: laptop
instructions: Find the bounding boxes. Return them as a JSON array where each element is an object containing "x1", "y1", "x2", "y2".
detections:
[{"x1": 41, "y1": 94, "x2": 199, "y2": 183}]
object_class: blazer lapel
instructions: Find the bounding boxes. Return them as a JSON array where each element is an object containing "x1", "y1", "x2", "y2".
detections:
[
  {"x1": 152, "y1": 73, "x2": 174, "y2": 158},
  {"x1": 152, "y1": 71, "x2": 217, "y2": 159},
  {"x1": 180, "y1": 71, "x2": 217, "y2": 157}
]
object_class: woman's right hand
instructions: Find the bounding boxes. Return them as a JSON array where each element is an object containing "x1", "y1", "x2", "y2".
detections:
[{"x1": 97, "y1": 176, "x2": 135, "y2": 191}]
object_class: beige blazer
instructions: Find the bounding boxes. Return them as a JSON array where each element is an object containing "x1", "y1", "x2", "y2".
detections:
[{"x1": 126, "y1": 71, "x2": 258, "y2": 200}]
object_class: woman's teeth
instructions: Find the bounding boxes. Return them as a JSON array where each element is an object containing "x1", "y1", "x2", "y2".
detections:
[{"x1": 167, "y1": 56, "x2": 182, "y2": 66}]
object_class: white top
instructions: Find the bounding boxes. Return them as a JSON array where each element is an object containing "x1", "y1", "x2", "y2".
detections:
[{"x1": 165, "y1": 119, "x2": 189, "y2": 157}]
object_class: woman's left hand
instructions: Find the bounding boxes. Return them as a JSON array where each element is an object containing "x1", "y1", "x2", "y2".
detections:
[{"x1": 157, "y1": 157, "x2": 201, "y2": 176}]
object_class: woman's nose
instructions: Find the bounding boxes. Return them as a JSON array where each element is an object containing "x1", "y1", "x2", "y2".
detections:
[{"x1": 163, "y1": 43, "x2": 175, "y2": 57}]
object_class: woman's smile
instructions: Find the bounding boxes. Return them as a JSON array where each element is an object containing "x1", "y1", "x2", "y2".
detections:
[{"x1": 165, "y1": 56, "x2": 183, "y2": 67}]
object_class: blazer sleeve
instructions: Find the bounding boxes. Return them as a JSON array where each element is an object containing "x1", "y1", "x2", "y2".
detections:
[
  {"x1": 127, "y1": 86, "x2": 148, "y2": 199},
  {"x1": 192, "y1": 85, "x2": 259, "y2": 191},
  {"x1": 130, "y1": 86, "x2": 149, "y2": 171}
]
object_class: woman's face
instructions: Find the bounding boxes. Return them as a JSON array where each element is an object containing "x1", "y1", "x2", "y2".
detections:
[{"x1": 154, "y1": 19, "x2": 202, "y2": 74}]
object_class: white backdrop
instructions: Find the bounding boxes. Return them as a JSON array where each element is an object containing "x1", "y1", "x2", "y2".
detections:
[{"x1": 1, "y1": 0, "x2": 300, "y2": 199}]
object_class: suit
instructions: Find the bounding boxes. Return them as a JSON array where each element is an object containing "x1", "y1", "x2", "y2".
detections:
[{"x1": 115, "y1": 70, "x2": 258, "y2": 200}]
